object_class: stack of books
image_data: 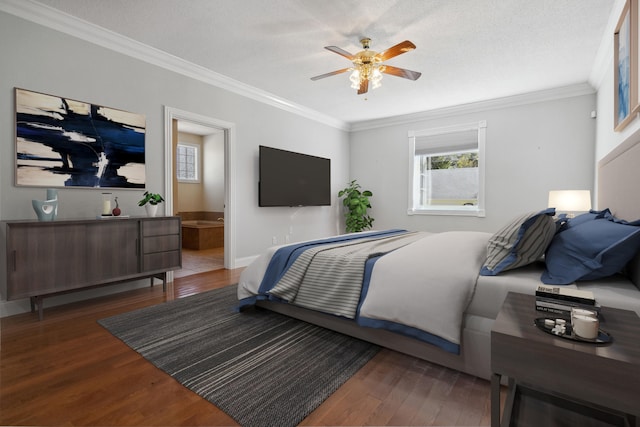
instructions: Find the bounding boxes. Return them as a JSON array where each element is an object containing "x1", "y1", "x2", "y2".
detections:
[{"x1": 535, "y1": 285, "x2": 599, "y2": 317}]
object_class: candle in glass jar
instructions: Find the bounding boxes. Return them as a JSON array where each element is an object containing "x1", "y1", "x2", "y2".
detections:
[{"x1": 102, "y1": 193, "x2": 112, "y2": 215}]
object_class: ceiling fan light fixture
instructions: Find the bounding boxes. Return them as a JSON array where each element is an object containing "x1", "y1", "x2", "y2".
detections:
[
  {"x1": 371, "y1": 66, "x2": 383, "y2": 89},
  {"x1": 349, "y1": 68, "x2": 361, "y2": 89},
  {"x1": 350, "y1": 63, "x2": 383, "y2": 91},
  {"x1": 350, "y1": 65, "x2": 383, "y2": 90},
  {"x1": 311, "y1": 38, "x2": 420, "y2": 95}
]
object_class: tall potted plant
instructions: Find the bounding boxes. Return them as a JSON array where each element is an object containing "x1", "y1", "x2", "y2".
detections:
[{"x1": 338, "y1": 180, "x2": 374, "y2": 233}]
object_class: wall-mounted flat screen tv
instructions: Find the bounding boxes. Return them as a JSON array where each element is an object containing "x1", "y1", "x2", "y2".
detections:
[{"x1": 259, "y1": 145, "x2": 331, "y2": 207}]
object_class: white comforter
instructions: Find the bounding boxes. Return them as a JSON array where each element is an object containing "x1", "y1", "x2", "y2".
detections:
[
  {"x1": 360, "y1": 231, "x2": 490, "y2": 345},
  {"x1": 238, "y1": 230, "x2": 491, "y2": 348}
]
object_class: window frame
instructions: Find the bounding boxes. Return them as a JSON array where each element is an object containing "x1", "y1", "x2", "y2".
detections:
[
  {"x1": 176, "y1": 142, "x2": 201, "y2": 184},
  {"x1": 407, "y1": 120, "x2": 486, "y2": 217}
]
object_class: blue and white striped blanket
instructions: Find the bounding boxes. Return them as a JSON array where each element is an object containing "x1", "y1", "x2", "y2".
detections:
[
  {"x1": 238, "y1": 230, "x2": 491, "y2": 354},
  {"x1": 268, "y1": 231, "x2": 426, "y2": 318}
]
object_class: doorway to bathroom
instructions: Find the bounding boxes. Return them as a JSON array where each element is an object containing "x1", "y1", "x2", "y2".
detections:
[{"x1": 164, "y1": 107, "x2": 236, "y2": 277}]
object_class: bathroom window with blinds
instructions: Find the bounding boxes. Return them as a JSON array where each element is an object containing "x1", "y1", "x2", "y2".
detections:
[
  {"x1": 176, "y1": 143, "x2": 200, "y2": 183},
  {"x1": 408, "y1": 121, "x2": 486, "y2": 216}
]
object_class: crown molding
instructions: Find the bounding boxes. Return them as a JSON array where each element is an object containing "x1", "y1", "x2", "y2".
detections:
[
  {"x1": 349, "y1": 83, "x2": 596, "y2": 132},
  {"x1": 0, "y1": 0, "x2": 604, "y2": 134},
  {"x1": 0, "y1": 0, "x2": 350, "y2": 131}
]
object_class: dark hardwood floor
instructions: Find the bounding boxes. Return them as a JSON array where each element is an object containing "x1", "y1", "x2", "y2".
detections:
[{"x1": 1, "y1": 268, "x2": 500, "y2": 426}]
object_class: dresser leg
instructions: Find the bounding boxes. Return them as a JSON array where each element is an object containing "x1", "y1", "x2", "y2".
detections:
[{"x1": 31, "y1": 296, "x2": 44, "y2": 321}]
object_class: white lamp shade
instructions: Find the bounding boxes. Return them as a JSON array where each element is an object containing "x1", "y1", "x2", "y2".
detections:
[{"x1": 548, "y1": 190, "x2": 592, "y2": 212}]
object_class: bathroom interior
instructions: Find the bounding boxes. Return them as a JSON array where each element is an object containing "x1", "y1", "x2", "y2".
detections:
[{"x1": 175, "y1": 122, "x2": 225, "y2": 277}]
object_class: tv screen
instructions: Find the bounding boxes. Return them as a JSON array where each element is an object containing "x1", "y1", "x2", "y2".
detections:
[{"x1": 259, "y1": 145, "x2": 331, "y2": 207}]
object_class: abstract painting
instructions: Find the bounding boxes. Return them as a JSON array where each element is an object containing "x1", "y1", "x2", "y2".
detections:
[
  {"x1": 15, "y1": 88, "x2": 146, "y2": 188},
  {"x1": 615, "y1": 1, "x2": 634, "y2": 131}
]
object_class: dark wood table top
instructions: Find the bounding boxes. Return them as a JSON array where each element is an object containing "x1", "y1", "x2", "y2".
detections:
[{"x1": 491, "y1": 292, "x2": 640, "y2": 416}]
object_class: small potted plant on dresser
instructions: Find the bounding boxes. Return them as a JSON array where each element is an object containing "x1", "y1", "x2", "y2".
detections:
[{"x1": 138, "y1": 191, "x2": 164, "y2": 217}]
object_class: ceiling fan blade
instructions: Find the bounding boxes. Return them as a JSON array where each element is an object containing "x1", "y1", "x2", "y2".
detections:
[
  {"x1": 325, "y1": 46, "x2": 355, "y2": 60},
  {"x1": 382, "y1": 65, "x2": 422, "y2": 80},
  {"x1": 377, "y1": 40, "x2": 416, "y2": 61},
  {"x1": 357, "y1": 78, "x2": 369, "y2": 95},
  {"x1": 310, "y1": 68, "x2": 350, "y2": 81}
]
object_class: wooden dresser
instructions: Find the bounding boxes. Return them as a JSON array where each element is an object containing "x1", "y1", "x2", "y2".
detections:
[{"x1": 4, "y1": 216, "x2": 182, "y2": 319}]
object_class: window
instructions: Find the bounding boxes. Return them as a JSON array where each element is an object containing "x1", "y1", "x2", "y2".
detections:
[
  {"x1": 176, "y1": 143, "x2": 200, "y2": 183},
  {"x1": 408, "y1": 121, "x2": 486, "y2": 216}
]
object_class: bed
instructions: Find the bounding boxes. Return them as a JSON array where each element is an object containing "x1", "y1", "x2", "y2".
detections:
[{"x1": 237, "y1": 137, "x2": 640, "y2": 381}]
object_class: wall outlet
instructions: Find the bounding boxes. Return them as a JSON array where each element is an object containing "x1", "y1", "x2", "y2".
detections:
[{"x1": 272, "y1": 236, "x2": 277, "y2": 245}]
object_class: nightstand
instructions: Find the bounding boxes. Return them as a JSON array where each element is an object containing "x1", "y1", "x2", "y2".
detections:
[{"x1": 491, "y1": 292, "x2": 640, "y2": 427}]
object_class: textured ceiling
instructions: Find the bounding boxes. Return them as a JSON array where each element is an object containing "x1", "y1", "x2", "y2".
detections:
[{"x1": 32, "y1": 0, "x2": 616, "y2": 124}]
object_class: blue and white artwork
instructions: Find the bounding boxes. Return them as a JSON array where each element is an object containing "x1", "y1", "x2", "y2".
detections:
[
  {"x1": 617, "y1": 10, "x2": 631, "y2": 127},
  {"x1": 15, "y1": 88, "x2": 146, "y2": 188}
]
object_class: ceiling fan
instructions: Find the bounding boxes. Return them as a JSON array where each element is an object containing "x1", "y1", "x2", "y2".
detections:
[{"x1": 311, "y1": 38, "x2": 422, "y2": 95}]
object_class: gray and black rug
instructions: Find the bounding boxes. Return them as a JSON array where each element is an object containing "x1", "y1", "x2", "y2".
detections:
[{"x1": 98, "y1": 284, "x2": 380, "y2": 427}]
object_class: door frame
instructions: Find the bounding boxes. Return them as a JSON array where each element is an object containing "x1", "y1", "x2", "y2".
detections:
[{"x1": 164, "y1": 106, "x2": 236, "y2": 269}]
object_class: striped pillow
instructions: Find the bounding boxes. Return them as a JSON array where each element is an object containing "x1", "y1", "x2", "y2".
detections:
[{"x1": 480, "y1": 208, "x2": 556, "y2": 276}]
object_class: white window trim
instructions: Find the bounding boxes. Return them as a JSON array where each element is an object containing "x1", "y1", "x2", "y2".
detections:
[
  {"x1": 177, "y1": 142, "x2": 201, "y2": 184},
  {"x1": 407, "y1": 121, "x2": 486, "y2": 217}
]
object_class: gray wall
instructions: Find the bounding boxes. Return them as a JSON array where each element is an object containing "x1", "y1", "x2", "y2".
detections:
[
  {"x1": 0, "y1": 8, "x2": 602, "y2": 316},
  {"x1": 350, "y1": 93, "x2": 597, "y2": 233},
  {"x1": 0, "y1": 11, "x2": 350, "y2": 249},
  {"x1": 594, "y1": 0, "x2": 640, "y2": 166},
  {"x1": 0, "y1": 11, "x2": 349, "y2": 312}
]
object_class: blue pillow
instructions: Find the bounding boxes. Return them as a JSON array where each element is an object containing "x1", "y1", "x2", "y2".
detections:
[
  {"x1": 542, "y1": 214, "x2": 640, "y2": 285},
  {"x1": 555, "y1": 208, "x2": 611, "y2": 232},
  {"x1": 481, "y1": 208, "x2": 556, "y2": 276}
]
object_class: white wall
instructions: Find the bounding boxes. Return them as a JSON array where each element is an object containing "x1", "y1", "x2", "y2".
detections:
[
  {"x1": 593, "y1": 25, "x2": 640, "y2": 163},
  {"x1": 350, "y1": 92, "x2": 597, "y2": 233},
  {"x1": 0, "y1": 3, "x2": 622, "y2": 317},
  {"x1": 203, "y1": 132, "x2": 225, "y2": 213},
  {"x1": 0, "y1": 10, "x2": 349, "y2": 248},
  {"x1": 593, "y1": 0, "x2": 640, "y2": 212},
  {"x1": 0, "y1": 11, "x2": 349, "y2": 314}
]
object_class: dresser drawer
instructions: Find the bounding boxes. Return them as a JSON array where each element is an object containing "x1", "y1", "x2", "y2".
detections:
[
  {"x1": 143, "y1": 250, "x2": 181, "y2": 272},
  {"x1": 142, "y1": 217, "x2": 180, "y2": 237},
  {"x1": 143, "y1": 235, "x2": 180, "y2": 254}
]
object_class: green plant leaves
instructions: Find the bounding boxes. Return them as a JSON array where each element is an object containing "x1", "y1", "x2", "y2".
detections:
[
  {"x1": 338, "y1": 180, "x2": 374, "y2": 233},
  {"x1": 138, "y1": 191, "x2": 165, "y2": 206}
]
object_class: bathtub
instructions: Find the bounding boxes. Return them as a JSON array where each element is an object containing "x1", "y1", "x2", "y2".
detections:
[{"x1": 181, "y1": 220, "x2": 224, "y2": 250}]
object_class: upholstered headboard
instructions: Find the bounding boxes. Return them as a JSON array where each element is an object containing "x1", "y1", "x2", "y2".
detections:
[{"x1": 598, "y1": 136, "x2": 640, "y2": 286}]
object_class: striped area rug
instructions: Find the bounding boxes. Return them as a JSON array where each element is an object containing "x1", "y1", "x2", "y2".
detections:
[{"x1": 98, "y1": 285, "x2": 380, "y2": 427}]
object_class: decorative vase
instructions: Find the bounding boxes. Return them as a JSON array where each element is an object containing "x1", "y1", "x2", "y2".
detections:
[
  {"x1": 145, "y1": 203, "x2": 159, "y2": 217},
  {"x1": 32, "y1": 188, "x2": 58, "y2": 221}
]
